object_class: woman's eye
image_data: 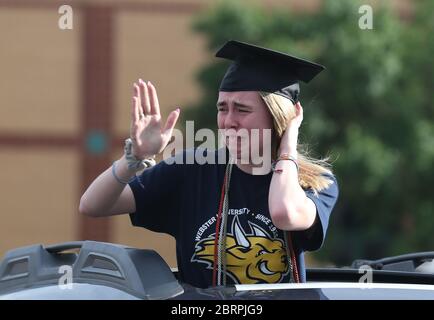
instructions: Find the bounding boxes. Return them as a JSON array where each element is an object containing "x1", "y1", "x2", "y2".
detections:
[{"x1": 238, "y1": 109, "x2": 250, "y2": 113}]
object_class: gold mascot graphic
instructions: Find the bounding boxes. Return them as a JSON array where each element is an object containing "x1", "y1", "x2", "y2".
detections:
[{"x1": 192, "y1": 216, "x2": 289, "y2": 284}]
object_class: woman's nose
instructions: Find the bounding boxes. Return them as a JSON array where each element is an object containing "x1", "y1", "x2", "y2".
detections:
[{"x1": 224, "y1": 110, "x2": 238, "y2": 129}]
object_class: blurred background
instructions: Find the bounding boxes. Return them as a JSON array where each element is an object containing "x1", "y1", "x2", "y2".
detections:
[{"x1": 0, "y1": 0, "x2": 432, "y2": 269}]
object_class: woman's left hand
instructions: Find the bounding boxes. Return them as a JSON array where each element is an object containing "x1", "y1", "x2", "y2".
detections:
[
  {"x1": 289, "y1": 101, "x2": 303, "y2": 130},
  {"x1": 278, "y1": 102, "x2": 303, "y2": 157}
]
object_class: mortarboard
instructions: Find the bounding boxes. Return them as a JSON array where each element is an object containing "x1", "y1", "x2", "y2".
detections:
[{"x1": 215, "y1": 40, "x2": 325, "y2": 103}]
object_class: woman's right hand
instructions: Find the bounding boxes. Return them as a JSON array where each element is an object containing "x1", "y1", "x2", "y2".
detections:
[{"x1": 130, "y1": 79, "x2": 180, "y2": 159}]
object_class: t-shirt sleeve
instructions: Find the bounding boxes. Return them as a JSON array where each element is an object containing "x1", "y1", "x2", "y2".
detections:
[
  {"x1": 128, "y1": 152, "x2": 186, "y2": 237},
  {"x1": 295, "y1": 174, "x2": 339, "y2": 252}
]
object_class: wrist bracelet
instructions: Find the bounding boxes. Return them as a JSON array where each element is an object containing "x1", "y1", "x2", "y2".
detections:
[
  {"x1": 124, "y1": 138, "x2": 156, "y2": 171},
  {"x1": 272, "y1": 154, "x2": 299, "y2": 173},
  {"x1": 112, "y1": 160, "x2": 136, "y2": 185}
]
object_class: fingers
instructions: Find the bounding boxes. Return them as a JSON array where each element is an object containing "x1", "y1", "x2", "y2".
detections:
[
  {"x1": 131, "y1": 95, "x2": 139, "y2": 124},
  {"x1": 294, "y1": 101, "x2": 303, "y2": 118},
  {"x1": 162, "y1": 108, "x2": 181, "y2": 137},
  {"x1": 297, "y1": 102, "x2": 303, "y2": 120},
  {"x1": 132, "y1": 82, "x2": 142, "y2": 122},
  {"x1": 293, "y1": 102, "x2": 303, "y2": 128},
  {"x1": 138, "y1": 79, "x2": 151, "y2": 114},
  {"x1": 133, "y1": 83, "x2": 143, "y2": 116},
  {"x1": 130, "y1": 95, "x2": 141, "y2": 140},
  {"x1": 132, "y1": 79, "x2": 160, "y2": 117},
  {"x1": 147, "y1": 81, "x2": 161, "y2": 115}
]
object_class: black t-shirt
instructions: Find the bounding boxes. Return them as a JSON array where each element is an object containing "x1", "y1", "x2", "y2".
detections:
[{"x1": 129, "y1": 148, "x2": 339, "y2": 288}]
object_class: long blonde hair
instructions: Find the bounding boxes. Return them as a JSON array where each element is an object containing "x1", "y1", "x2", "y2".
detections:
[{"x1": 259, "y1": 92, "x2": 335, "y2": 194}]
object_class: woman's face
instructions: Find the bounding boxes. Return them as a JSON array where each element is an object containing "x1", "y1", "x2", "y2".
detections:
[{"x1": 217, "y1": 91, "x2": 273, "y2": 162}]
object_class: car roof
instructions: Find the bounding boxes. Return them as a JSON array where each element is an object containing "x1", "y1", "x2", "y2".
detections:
[
  {"x1": 0, "y1": 241, "x2": 183, "y2": 300},
  {"x1": 1, "y1": 241, "x2": 434, "y2": 300}
]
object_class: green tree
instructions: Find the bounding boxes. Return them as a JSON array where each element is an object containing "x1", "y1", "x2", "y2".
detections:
[{"x1": 183, "y1": 0, "x2": 434, "y2": 265}]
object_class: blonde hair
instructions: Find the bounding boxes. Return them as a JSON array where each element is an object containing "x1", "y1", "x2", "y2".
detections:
[{"x1": 259, "y1": 91, "x2": 335, "y2": 194}]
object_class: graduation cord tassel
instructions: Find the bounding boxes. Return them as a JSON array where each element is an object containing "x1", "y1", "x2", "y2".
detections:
[
  {"x1": 212, "y1": 173, "x2": 227, "y2": 287},
  {"x1": 212, "y1": 156, "x2": 234, "y2": 286},
  {"x1": 213, "y1": 156, "x2": 298, "y2": 285},
  {"x1": 217, "y1": 158, "x2": 233, "y2": 286},
  {"x1": 284, "y1": 231, "x2": 300, "y2": 283}
]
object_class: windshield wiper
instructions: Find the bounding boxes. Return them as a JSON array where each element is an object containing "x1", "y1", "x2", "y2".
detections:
[{"x1": 351, "y1": 252, "x2": 434, "y2": 272}]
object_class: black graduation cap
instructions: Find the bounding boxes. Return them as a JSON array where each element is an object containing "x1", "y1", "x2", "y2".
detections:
[{"x1": 215, "y1": 40, "x2": 325, "y2": 103}]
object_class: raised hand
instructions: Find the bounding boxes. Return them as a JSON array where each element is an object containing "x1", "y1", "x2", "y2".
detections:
[{"x1": 130, "y1": 79, "x2": 180, "y2": 159}]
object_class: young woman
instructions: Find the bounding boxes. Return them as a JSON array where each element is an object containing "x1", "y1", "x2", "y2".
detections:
[{"x1": 79, "y1": 40, "x2": 339, "y2": 288}]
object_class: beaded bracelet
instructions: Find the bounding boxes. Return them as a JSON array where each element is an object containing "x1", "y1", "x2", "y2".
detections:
[
  {"x1": 112, "y1": 160, "x2": 136, "y2": 185},
  {"x1": 124, "y1": 138, "x2": 156, "y2": 171}
]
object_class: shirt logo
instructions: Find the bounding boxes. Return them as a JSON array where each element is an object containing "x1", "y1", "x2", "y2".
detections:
[{"x1": 191, "y1": 216, "x2": 289, "y2": 284}]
